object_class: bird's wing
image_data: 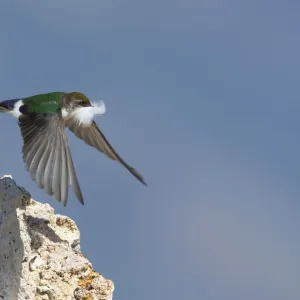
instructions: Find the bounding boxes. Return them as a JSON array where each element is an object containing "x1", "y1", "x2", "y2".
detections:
[
  {"x1": 66, "y1": 119, "x2": 146, "y2": 185},
  {"x1": 18, "y1": 113, "x2": 84, "y2": 206}
]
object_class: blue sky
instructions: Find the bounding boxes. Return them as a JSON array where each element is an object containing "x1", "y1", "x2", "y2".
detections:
[{"x1": 0, "y1": 1, "x2": 300, "y2": 299}]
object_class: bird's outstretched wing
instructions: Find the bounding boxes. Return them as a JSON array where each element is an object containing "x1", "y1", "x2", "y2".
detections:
[
  {"x1": 18, "y1": 114, "x2": 84, "y2": 206},
  {"x1": 67, "y1": 120, "x2": 147, "y2": 185}
]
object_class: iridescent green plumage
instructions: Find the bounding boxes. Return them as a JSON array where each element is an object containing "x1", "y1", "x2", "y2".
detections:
[{"x1": 23, "y1": 92, "x2": 65, "y2": 114}]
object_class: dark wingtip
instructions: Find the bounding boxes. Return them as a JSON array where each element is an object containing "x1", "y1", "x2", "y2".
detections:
[
  {"x1": 77, "y1": 196, "x2": 84, "y2": 205},
  {"x1": 130, "y1": 167, "x2": 147, "y2": 186},
  {"x1": 78, "y1": 194, "x2": 85, "y2": 205},
  {"x1": 140, "y1": 177, "x2": 148, "y2": 186}
]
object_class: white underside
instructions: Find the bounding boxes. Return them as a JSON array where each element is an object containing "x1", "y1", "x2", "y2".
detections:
[
  {"x1": 68, "y1": 100, "x2": 106, "y2": 125},
  {"x1": 9, "y1": 100, "x2": 23, "y2": 118}
]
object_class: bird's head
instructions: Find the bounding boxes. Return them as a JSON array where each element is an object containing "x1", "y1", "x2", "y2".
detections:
[
  {"x1": 65, "y1": 92, "x2": 106, "y2": 125},
  {"x1": 68, "y1": 92, "x2": 92, "y2": 108}
]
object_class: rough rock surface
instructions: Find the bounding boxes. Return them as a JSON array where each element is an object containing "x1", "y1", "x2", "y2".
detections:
[{"x1": 0, "y1": 175, "x2": 114, "y2": 300}]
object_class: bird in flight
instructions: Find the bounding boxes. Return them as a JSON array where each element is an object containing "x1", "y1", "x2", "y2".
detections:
[{"x1": 0, "y1": 92, "x2": 146, "y2": 206}]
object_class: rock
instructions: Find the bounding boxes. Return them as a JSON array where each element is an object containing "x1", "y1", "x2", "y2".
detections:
[{"x1": 0, "y1": 175, "x2": 114, "y2": 300}]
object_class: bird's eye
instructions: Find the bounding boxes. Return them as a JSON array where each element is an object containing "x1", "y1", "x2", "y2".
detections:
[{"x1": 77, "y1": 98, "x2": 90, "y2": 107}]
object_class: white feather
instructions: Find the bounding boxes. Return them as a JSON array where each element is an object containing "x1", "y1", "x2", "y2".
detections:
[
  {"x1": 61, "y1": 108, "x2": 69, "y2": 118},
  {"x1": 9, "y1": 100, "x2": 23, "y2": 118},
  {"x1": 72, "y1": 100, "x2": 106, "y2": 126}
]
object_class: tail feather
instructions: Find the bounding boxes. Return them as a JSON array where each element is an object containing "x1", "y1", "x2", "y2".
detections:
[
  {"x1": 0, "y1": 106, "x2": 9, "y2": 112},
  {"x1": 0, "y1": 98, "x2": 21, "y2": 112}
]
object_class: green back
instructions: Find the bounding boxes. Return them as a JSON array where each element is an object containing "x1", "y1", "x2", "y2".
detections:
[{"x1": 23, "y1": 92, "x2": 65, "y2": 114}]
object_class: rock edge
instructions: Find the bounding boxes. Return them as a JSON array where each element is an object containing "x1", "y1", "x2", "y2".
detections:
[{"x1": 0, "y1": 175, "x2": 114, "y2": 300}]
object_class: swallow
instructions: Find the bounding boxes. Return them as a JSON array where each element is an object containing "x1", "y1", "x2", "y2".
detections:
[{"x1": 0, "y1": 92, "x2": 146, "y2": 206}]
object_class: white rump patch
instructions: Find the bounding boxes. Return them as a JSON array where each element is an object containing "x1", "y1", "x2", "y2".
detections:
[
  {"x1": 9, "y1": 100, "x2": 23, "y2": 118},
  {"x1": 72, "y1": 100, "x2": 106, "y2": 126}
]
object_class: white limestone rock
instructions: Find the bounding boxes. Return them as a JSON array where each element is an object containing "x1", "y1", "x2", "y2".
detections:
[{"x1": 0, "y1": 175, "x2": 114, "y2": 300}]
